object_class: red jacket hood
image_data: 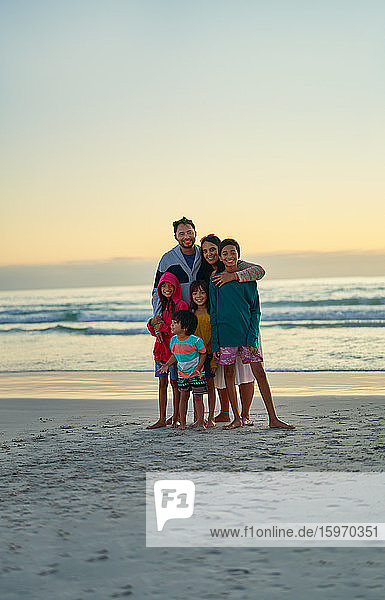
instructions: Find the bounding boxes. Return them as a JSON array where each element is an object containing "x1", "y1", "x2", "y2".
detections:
[
  {"x1": 150, "y1": 271, "x2": 189, "y2": 361},
  {"x1": 157, "y1": 272, "x2": 184, "y2": 304}
]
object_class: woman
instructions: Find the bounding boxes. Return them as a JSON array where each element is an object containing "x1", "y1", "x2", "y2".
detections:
[{"x1": 198, "y1": 234, "x2": 265, "y2": 424}]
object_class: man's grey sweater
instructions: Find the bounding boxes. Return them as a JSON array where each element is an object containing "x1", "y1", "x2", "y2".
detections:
[{"x1": 152, "y1": 244, "x2": 202, "y2": 315}]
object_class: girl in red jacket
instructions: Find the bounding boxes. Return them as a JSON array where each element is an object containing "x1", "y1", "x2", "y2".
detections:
[{"x1": 146, "y1": 272, "x2": 189, "y2": 428}]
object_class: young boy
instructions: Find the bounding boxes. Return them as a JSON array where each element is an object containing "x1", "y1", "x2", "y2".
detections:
[
  {"x1": 158, "y1": 310, "x2": 207, "y2": 430},
  {"x1": 209, "y1": 238, "x2": 294, "y2": 430}
]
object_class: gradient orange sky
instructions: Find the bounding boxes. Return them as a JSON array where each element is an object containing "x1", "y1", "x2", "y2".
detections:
[{"x1": 1, "y1": 1, "x2": 384, "y2": 267}]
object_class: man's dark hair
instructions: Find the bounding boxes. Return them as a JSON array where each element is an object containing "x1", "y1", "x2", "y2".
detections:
[
  {"x1": 219, "y1": 238, "x2": 241, "y2": 257},
  {"x1": 173, "y1": 216, "x2": 196, "y2": 235},
  {"x1": 171, "y1": 309, "x2": 197, "y2": 336}
]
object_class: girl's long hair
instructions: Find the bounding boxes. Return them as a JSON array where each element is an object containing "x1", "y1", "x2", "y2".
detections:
[
  {"x1": 189, "y1": 280, "x2": 210, "y2": 314},
  {"x1": 197, "y1": 234, "x2": 224, "y2": 282},
  {"x1": 159, "y1": 287, "x2": 176, "y2": 314}
]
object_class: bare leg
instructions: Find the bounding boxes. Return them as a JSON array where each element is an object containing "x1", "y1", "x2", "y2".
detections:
[
  {"x1": 223, "y1": 364, "x2": 242, "y2": 429},
  {"x1": 206, "y1": 379, "x2": 216, "y2": 427},
  {"x1": 240, "y1": 381, "x2": 254, "y2": 425},
  {"x1": 178, "y1": 391, "x2": 189, "y2": 430},
  {"x1": 192, "y1": 387, "x2": 197, "y2": 423},
  {"x1": 193, "y1": 393, "x2": 206, "y2": 430},
  {"x1": 215, "y1": 388, "x2": 231, "y2": 422},
  {"x1": 250, "y1": 362, "x2": 295, "y2": 429},
  {"x1": 147, "y1": 375, "x2": 168, "y2": 429},
  {"x1": 170, "y1": 380, "x2": 180, "y2": 426}
]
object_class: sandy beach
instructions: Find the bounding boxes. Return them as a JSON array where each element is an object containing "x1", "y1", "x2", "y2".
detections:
[
  {"x1": 2, "y1": 0, "x2": 385, "y2": 594},
  {"x1": 1, "y1": 372, "x2": 384, "y2": 599}
]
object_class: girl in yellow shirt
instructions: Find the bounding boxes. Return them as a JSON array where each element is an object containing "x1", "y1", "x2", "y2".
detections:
[{"x1": 190, "y1": 280, "x2": 217, "y2": 427}]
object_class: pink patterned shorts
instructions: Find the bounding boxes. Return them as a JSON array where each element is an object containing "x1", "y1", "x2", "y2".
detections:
[{"x1": 218, "y1": 345, "x2": 263, "y2": 366}]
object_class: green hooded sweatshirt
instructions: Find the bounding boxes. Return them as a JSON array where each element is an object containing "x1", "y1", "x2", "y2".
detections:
[{"x1": 209, "y1": 278, "x2": 261, "y2": 352}]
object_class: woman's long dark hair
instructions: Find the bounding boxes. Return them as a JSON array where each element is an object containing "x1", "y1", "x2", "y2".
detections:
[
  {"x1": 197, "y1": 234, "x2": 224, "y2": 282},
  {"x1": 189, "y1": 280, "x2": 210, "y2": 314}
]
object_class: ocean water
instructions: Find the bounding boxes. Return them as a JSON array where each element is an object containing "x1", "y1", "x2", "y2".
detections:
[{"x1": 0, "y1": 276, "x2": 383, "y2": 372}]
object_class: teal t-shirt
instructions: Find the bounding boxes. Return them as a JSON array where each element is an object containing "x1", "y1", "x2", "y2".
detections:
[{"x1": 209, "y1": 279, "x2": 260, "y2": 352}]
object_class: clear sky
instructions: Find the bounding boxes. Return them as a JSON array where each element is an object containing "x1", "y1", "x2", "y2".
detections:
[{"x1": 1, "y1": 0, "x2": 384, "y2": 268}]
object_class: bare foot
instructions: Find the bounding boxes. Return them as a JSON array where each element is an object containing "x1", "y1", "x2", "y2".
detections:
[
  {"x1": 206, "y1": 418, "x2": 216, "y2": 428},
  {"x1": 146, "y1": 420, "x2": 166, "y2": 429},
  {"x1": 195, "y1": 421, "x2": 206, "y2": 431},
  {"x1": 166, "y1": 416, "x2": 173, "y2": 425},
  {"x1": 171, "y1": 420, "x2": 180, "y2": 428},
  {"x1": 242, "y1": 417, "x2": 254, "y2": 426},
  {"x1": 177, "y1": 423, "x2": 186, "y2": 430},
  {"x1": 223, "y1": 419, "x2": 243, "y2": 430},
  {"x1": 269, "y1": 418, "x2": 295, "y2": 429},
  {"x1": 189, "y1": 421, "x2": 198, "y2": 428},
  {"x1": 214, "y1": 412, "x2": 231, "y2": 423}
]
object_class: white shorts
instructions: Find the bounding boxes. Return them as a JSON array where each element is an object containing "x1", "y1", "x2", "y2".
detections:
[{"x1": 214, "y1": 355, "x2": 255, "y2": 389}]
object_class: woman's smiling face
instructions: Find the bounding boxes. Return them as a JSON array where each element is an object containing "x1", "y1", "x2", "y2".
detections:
[{"x1": 202, "y1": 241, "x2": 219, "y2": 266}]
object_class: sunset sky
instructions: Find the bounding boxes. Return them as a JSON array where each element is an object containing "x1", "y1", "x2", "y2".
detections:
[{"x1": 1, "y1": 1, "x2": 384, "y2": 274}]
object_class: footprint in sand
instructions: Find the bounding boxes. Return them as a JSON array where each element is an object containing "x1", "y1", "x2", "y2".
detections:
[
  {"x1": 38, "y1": 566, "x2": 58, "y2": 576},
  {"x1": 111, "y1": 585, "x2": 133, "y2": 598},
  {"x1": 86, "y1": 548, "x2": 109, "y2": 562},
  {"x1": 86, "y1": 554, "x2": 109, "y2": 562},
  {"x1": 57, "y1": 529, "x2": 70, "y2": 538}
]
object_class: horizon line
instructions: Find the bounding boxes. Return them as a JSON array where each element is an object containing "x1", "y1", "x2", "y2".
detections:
[{"x1": 1, "y1": 248, "x2": 385, "y2": 269}]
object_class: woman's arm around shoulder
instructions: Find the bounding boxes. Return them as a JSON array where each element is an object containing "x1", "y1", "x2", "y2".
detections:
[{"x1": 235, "y1": 260, "x2": 265, "y2": 282}]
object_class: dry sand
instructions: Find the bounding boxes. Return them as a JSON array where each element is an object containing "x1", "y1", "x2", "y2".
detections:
[{"x1": 0, "y1": 372, "x2": 384, "y2": 599}]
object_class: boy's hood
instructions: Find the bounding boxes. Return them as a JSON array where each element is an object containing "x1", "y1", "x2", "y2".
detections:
[{"x1": 157, "y1": 272, "x2": 183, "y2": 304}]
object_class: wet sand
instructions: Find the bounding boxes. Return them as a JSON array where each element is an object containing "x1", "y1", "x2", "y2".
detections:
[
  {"x1": 1, "y1": 370, "x2": 383, "y2": 399},
  {"x1": 0, "y1": 372, "x2": 384, "y2": 599}
]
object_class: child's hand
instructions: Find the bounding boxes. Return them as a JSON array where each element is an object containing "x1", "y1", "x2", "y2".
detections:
[
  {"x1": 156, "y1": 364, "x2": 169, "y2": 374},
  {"x1": 150, "y1": 316, "x2": 164, "y2": 342},
  {"x1": 192, "y1": 368, "x2": 204, "y2": 379},
  {"x1": 214, "y1": 351, "x2": 221, "y2": 361}
]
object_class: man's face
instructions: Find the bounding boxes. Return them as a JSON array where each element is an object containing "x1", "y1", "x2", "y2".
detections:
[{"x1": 175, "y1": 223, "x2": 196, "y2": 249}]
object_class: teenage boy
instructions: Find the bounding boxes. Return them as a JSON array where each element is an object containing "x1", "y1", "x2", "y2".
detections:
[
  {"x1": 209, "y1": 239, "x2": 294, "y2": 430},
  {"x1": 158, "y1": 310, "x2": 207, "y2": 430}
]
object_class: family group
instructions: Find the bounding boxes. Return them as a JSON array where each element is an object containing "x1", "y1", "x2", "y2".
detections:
[{"x1": 147, "y1": 216, "x2": 294, "y2": 431}]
